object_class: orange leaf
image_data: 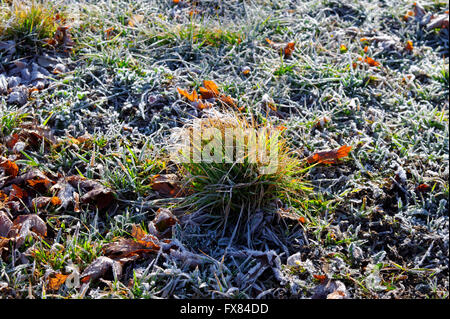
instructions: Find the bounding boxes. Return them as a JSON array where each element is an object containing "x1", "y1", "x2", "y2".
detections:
[
  {"x1": 27, "y1": 178, "x2": 53, "y2": 190},
  {"x1": 177, "y1": 87, "x2": 198, "y2": 102},
  {"x1": 6, "y1": 134, "x2": 20, "y2": 149},
  {"x1": 313, "y1": 274, "x2": 327, "y2": 283},
  {"x1": 197, "y1": 101, "x2": 213, "y2": 110},
  {"x1": 364, "y1": 57, "x2": 380, "y2": 67},
  {"x1": 131, "y1": 224, "x2": 147, "y2": 241},
  {"x1": 199, "y1": 86, "x2": 216, "y2": 100},
  {"x1": 203, "y1": 80, "x2": 219, "y2": 95},
  {"x1": 0, "y1": 191, "x2": 7, "y2": 202},
  {"x1": 104, "y1": 27, "x2": 115, "y2": 39},
  {"x1": 51, "y1": 196, "x2": 62, "y2": 206},
  {"x1": 416, "y1": 184, "x2": 430, "y2": 193},
  {"x1": 336, "y1": 145, "x2": 352, "y2": 159},
  {"x1": 405, "y1": 40, "x2": 413, "y2": 52},
  {"x1": 363, "y1": 46, "x2": 368, "y2": 53},
  {"x1": 47, "y1": 273, "x2": 69, "y2": 291},
  {"x1": 10, "y1": 184, "x2": 27, "y2": 200},
  {"x1": 307, "y1": 145, "x2": 352, "y2": 165},
  {"x1": 0, "y1": 160, "x2": 19, "y2": 177},
  {"x1": 218, "y1": 94, "x2": 237, "y2": 108},
  {"x1": 283, "y1": 42, "x2": 295, "y2": 58}
]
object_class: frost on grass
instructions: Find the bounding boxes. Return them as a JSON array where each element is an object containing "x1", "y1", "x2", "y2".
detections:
[{"x1": 0, "y1": 0, "x2": 448, "y2": 299}]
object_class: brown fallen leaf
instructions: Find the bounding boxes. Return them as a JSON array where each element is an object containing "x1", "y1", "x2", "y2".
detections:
[
  {"x1": 177, "y1": 87, "x2": 199, "y2": 102},
  {"x1": 80, "y1": 187, "x2": 115, "y2": 210},
  {"x1": 131, "y1": 224, "x2": 147, "y2": 241},
  {"x1": 0, "y1": 159, "x2": 19, "y2": 177},
  {"x1": 52, "y1": 176, "x2": 115, "y2": 210},
  {"x1": 51, "y1": 180, "x2": 75, "y2": 209},
  {"x1": 266, "y1": 38, "x2": 295, "y2": 58},
  {"x1": 47, "y1": 273, "x2": 69, "y2": 291},
  {"x1": 199, "y1": 80, "x2": 219, "y2": 99},
  {"x1": 313, "y1": 274, "x2": 328, "y2": 283},
  {"x1": 0, "y1": 211, "x2": 13, "y2": 237},
  {"x1": 283, "y1": 42, "x2": 295, "y2": 58},
  {"x1": 416, "y1": 183, "x2": 430, "y2": 193},
  {"x1": 31, "y1": 196, "x2": 61, "y2": 209},
  {"x1": 6, "y1": 133, "x2": 20, "y2": 150},
  {"x1": 151, "y1": 174, "x2": 183, "y2": 198},
  {"x1": 242, "y1": 66, "x2": 251, "y2": 75},
  {"x1": 217, "y1": 94, "x2": 237, "y2": 108},
  {"x1": 312, "y1": 279, "x2": 348, "y2": 299},
  {"x1": 307, "y1": 145, "x2": 352, "y2": 165},
  {"x1": 364, "y1": 57, "x2": 380, "y2": 67},
  {"x1": 11, "y1": 214, "x2": 47, "y2": 248},
  {"x1": 27, "y1": 178, "x2": 54, "y2": 192},
  {"x1": 19, "y1": 124, "x2": 57, "y2": 149},
  {"x1": 147, "y1": 208, "x2": 179, "y2": 238},
  {"x1": 9, "y1": 184, "x2": 28, "y2": 201},
  {"x1": 103, "y1": 237, "x2": 160, "y2": 261},
  {"x1": 80, "y1": 256, "x2": 122, "y2": 283},
  {"x1": 8, "y1": 169, "x2": 53, "y2": 189}
]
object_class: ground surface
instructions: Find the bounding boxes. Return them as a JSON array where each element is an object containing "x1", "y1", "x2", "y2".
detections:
[{"x1": 0, "y1": 0, "x2": 448, "y2": 299}]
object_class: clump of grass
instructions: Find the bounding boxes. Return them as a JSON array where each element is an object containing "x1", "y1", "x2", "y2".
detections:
[
  {"x1": 144, "y1": 19, "x2": 244, "y2": 48},
  {"x1": 0, "y1": 109, "x2": 28, "y2": 138},
  {"x1": 0, "y1": 0, "x2": 65, "y2": 50},
  {"x1": 172, "y1": 110, "x2": 311, "y2": 228}
]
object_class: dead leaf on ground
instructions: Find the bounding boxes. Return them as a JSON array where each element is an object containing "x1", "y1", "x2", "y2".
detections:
[
  {"x1": 80, "y1": 256, "x2": 122, "y2": 283},
  {"x1": 103, "y1": 237, "x2": 160, "y2": 261},
  {"x1": 31, "y1": 196, "x2": 61, "y2": 209},
  {"x1": 9, "y1": 184, "x2": 28, "y2": 201},
  {"x1": 266, "y1": 38, "x2": 296, "y2": 58},
  {"x1": 11, "y1": 214, "x2": 47, "y2": 248},
  {"x1": 80, "y1": 186, "x2": 115, "y2": 210},
  {"x1": 151, "y1": 174, "x2": 183, "y2": 198},
  {"x1": 307, "y1": 145, "x2": 352, "y2": 165},
  {"x1": 47, "y1": 273, "x2": 69, "y2": 291},
  {"x1": 364, "y1": 57, "x2": 380, "y2": 67},
  {"x1": 0, "y1": 159, "x2": 19, "y2": 178},
  {"x1": 10, "y1": 169, "x2": 54, "y2": 192},
  {"x1": 405, "y1": 40, "x2": 414, "y2": 52},
  {"x1": 50, "y1": 180, "x2": 75, "y2": 209},
  {"x1": 177, "y1": 87, "x2": 199, "y2": 102},
  {"x1": 148, "y1": 208, "x2": 179, "y2": 238},
  {"x1": 0, "y1": 211, "x2": 12, "y2": 237},
  {"x1": 311, "y1": 279, "x2": 348, "y2": 299},
  {"x1": 51, "y1": 176, "x2": 115, "y2": 210}
]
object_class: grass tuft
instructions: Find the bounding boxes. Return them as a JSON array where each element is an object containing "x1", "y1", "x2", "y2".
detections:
[
  {"x1": 0, "y1": 0, "x2": 66, "y2": 50},
  {"x1": 173, "y1": 110, "x2": 311, "y2": 228}
]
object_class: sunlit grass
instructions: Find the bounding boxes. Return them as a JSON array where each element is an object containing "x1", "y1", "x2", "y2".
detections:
[
  {"x1": 0, "y1": 0, "x2": 66, "y2": 49},
  {"x1": 172, "y1": 110, "x2": 312, "y2": 228}
]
